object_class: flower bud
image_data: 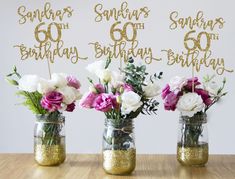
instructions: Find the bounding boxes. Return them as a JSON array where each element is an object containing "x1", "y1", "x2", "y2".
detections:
[
  {"x1": 116, "y1": 95, "x2": 122, "y2": 104},
  {"x1": 5, "y1": 78, "x2": 18, "y2": 86}
]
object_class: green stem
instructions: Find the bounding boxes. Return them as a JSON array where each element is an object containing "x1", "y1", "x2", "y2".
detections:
[{"x1": 25, "y1": 92, "x2": 42, "y2": 114}]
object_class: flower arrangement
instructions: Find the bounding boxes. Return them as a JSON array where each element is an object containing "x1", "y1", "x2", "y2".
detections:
[
  {"x1": 6, "y1": 66, "x2": 82, "y2": 145},
  {"x1": 80, "y1": 58, "x2": 162, "y2": 150},
  {"x1": 162, "y1": 75, "x2": 227, "y2": 117},
  {"x1": 162, "y1": 75, "x2": 227, "y2": 147}
]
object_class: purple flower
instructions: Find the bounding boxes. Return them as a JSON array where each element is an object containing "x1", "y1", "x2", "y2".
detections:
[
  {"x1": 195, "y1": 88, "x2": 212, "y2": 106},
  {"x1": 79, "y1": 92, "x2": 97, "y2": 108},
  {"x1": 67, "y1": 76, "x2": 81, "y2": 89},
  {"x1": 66, "y1": 102, "x2": 76, "y2": 112},
  {"x1": 185, "y1": 77, "x2": 201, "y2": 91},
  {"x1": 41, "y1": 91, "x2": 63, "y2": 112},
  {"x1": 93, "y1": 93, "x2": 114, "y2": 112},
  {"x1": 161, "y1": 84, "x2": 171, "y2": 99},
  {"x1": 163, "y1": 92, "x2": 180, "y2": 111},
  {"x1": 94, "y1": 84, "x2": 105, "y2": 93}
]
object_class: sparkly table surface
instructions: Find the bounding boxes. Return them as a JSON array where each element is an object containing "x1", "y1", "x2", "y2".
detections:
[{"x1": 0, "y1": 154, "x2": 235, "y2": 179}]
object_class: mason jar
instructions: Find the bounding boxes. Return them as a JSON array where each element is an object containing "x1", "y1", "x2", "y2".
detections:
[
  {"x1": 177, "y1": 112, "x2": 208, "y2": 166},
  {"x1": 34, "y1": 113, "x2": 66, "y2": 166},
  {"x1": 102, "y1": 118, "x2": 136, "y2": 175}
]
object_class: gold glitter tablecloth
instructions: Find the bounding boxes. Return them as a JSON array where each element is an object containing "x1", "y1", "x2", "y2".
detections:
[{"x1": 0, "y1": 154, "x2": 235, "y2": 179}]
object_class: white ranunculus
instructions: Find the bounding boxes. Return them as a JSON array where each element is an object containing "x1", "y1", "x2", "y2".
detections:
[
  {"x1": 169, "y1": 76, "x2": 187, "y2": 91},
  {"x1": 18, "y1": 75, "x2": 40, "y2": 92},
  {"x1": 96, "y1": 69, "x2": 112, "y2": 83},
  {"x1": 50, "y1": 73, "x2": 68, "y2": 88},
  {"x1": 37, "y1": 78, "x2": 55, "y2": 94},
  {"x1": 204, "y1": 81, "x2": 219, "y2": 96},
  {"x1": 86, "y1": 60, "x2": 106, "y2": 75},
  {"x1": 143, "y1": 81, "x2": 161, "y2": 98},
  {"x1": 121, "y1": 91, "x2": 143, "y2": 115},
  {"x1": 176, "y1": 93, "x2": 205, "y2": 117},
  {"x1": 57, "y1": 86, "x2": 81, "y2": 104},
  {"x1": 111, "y1": 71, "x2": 125, "y2": 88}
]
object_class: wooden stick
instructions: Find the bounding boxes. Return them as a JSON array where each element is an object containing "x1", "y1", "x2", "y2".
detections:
[
  {"x1": 120, "y1": 58, "x2": 122, "y2": 74},
  {"x1": 192, "y1": 60, "x2": 195, "y2": 93},
  {"x1": 47, "y1": 58, "x2": 52, "y2": 79}
]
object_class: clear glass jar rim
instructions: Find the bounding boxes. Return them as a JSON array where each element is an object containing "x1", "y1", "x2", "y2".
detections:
[
  {"x1": 105, "y1": 118, "x2": 134, "y2": 126},
  {"x1": 36, "y1": 113, "x2": 65, "y2": 123},
  {"x1": 180, "y1": 112, "x2": 207, "y2": 124}
]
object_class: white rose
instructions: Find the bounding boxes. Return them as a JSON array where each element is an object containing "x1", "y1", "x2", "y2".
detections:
[
  {"x1": 169, "y1": 76, "x2": 187, "y2": 91},
  {"x1": 57, "y1": 86, "x2": 81, "y2": 104},
  {"x1": 86, "y1": 60, "x2": 106, "y2": 75},
  {"x1": 111, "y1": 71, "x2": 124, "y2": 88},
  {"x1": 143, "y1": 81, "x2": 161, "y2": 98},
  {"x1": 37, "y1": 78, "x2": 55, "y2": 94},
  {"x1": 50, "y1": 73, "x2": 68, "y2": 87},
  {"x1": 121, "y1": 91, "x2": 143, "y2": 115},
  {"x1": 204, "y1": 81, "x2": 219, "y2": 96},
  {"x1": 18, "y1": 75, "x2": 40, "y2": 92},
  {"x1": 96, "y1": 69, "x2": 112, "y2": 83},
  {"x1": 176, "y1": 93, "x2": 205, "y2": 117}
]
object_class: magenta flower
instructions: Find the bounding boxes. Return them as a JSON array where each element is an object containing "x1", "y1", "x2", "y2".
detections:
[
  {"x1": 94, "y1": 84, "x2": 105, "y2": 93},
  {"x1": 93, "y1": 93, "x2": 113, "y2": 112},
  {"x1": 41, "y1": 91, "x2": 63, "y2": 112},
  {"x1": 66, "y1": 102, "x2": 76, "y2": 112},
  {"x1": 164, "y1": 92, "x2": 180, "y2": 111},
  {"x1": 79, "y1": 92, "x2": 97, "y2": 108},
  {"x1": 195, "y1": 88, "x2": 212, "y2": 106},
  {"x1": 67, "y1": 76, "x2": 81, "y2": 89},
  {"x1": 161, "y1": 84, "x2": 171, "y2": 99},
  {"x1": 185, "y1": 77, "x2": 201, "y2": 91}
]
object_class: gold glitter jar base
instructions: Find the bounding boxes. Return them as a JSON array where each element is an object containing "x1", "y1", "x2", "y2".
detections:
[
  {"x1": 103, "y1": 149, "x2": 136, "y2": 175},
  {"x1": 177, "y1": 143, "x2": 208, "y2": 166},
  {"x1": 34, "y1": 144, "x2": 66, "y2": 166}
]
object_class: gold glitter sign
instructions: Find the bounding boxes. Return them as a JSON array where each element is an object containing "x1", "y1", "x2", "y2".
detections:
[
  {"x1": 162, "y1": 11, "x2": 233, "y2": 75},
  {"x1": 89, "y1": 1, "x2": 161, "y2": 64},
  {"x1": 14, "y1": 2, "x2": 87, "y2": 64}
]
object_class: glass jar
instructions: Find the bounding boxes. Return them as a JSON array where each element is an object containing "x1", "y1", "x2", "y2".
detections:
[
  {"x1": 34, "y1": 113, "x2": 66, "y2": 166},
  {"x1": 177, "y1": 112, "x2": 208, "y2": 166},
  {"x1": 102, "y1": 118, "x2": 136, "y2": 175}
]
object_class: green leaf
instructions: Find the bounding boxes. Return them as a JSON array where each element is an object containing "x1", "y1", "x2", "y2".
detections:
[
  {"x1": 105, "y1": 57, "x2": 111, "y2": 69},
  {"x1": 5, "y1": 78, "x2": 18, "y2": 86},
  {"x1": 16, "y1": 91, "x2": 47, "y2": 114},
  {"x1": 141, "y1": 99, "x2": 159, "y2": 115},
  {"x1": 6, "y1": 73, "x2": 14, "y2": 77}
]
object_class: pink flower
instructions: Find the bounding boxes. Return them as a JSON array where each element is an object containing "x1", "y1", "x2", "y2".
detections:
[
  {"x1": 41, "y1": 91, "x2": 63, "y2": 112},
  {"x1": 94, "y1": 84, "x2": 105, "y2": 93},
  {"x1": 116, "y1": 83, "x2": 133, "y2": 94},
  {"x1": 164, "y1": 92, "x2": 180, "y2": 111},
  {"x1": 79, "y1": 92, "x2": 97, "y2": 108},
  {"x1": 185, "y1": 77, "x2": 201, "y2": 91},
  {"x1": 195, "y1": 88, "x2": 212, "y2": 106},
  {"x1": 66, "y1": 102, "x2": 76, "y2": 112},
  {"x1": 161, "y1": 84, "x2": 171, "y2": 99},
  {"x1": 93, "y1": 93, "x2": 114, "y2": 112},
  {"x1": 123, "y1": 84, "x2": 133, "y2": 92},
  {"x1": 67, "y1": 76, "x2": 81, "y2": 89}
]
